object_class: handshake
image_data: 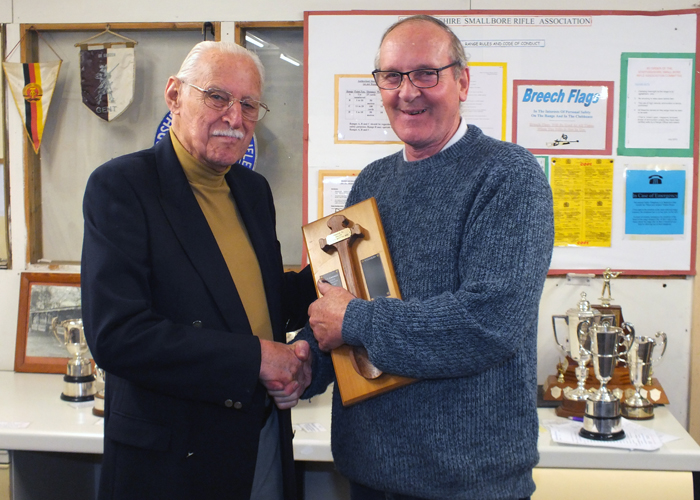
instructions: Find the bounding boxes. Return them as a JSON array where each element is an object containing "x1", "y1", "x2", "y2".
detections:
[
  {"x1": 259, "y1": 339, "x2": 312, "y2": 410},
  {"x1": 259, "y1": 280, "x2": 356, "y2": 409}
]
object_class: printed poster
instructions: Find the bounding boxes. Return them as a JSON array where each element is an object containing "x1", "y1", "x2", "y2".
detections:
[
  {"x1": 550, "y1": 158, "x2": 613, "y2": 247},
  {"x1": 513, "y1": 80, "x2": 613, "y2": 155},
  {"x1": 618, "y1": 53, "x2": 695, "y2": 157},
  {"x1": 625, "y1": 170, "x2": 685, "y2": 235}
]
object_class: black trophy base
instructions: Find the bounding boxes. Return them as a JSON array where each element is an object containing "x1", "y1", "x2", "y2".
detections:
[
  {"x1": 579, "y1": 428, "x2": 625, "y2": 441},
  {"x1": 60, "y1": 393, "x2": 95, "y2": 402}
]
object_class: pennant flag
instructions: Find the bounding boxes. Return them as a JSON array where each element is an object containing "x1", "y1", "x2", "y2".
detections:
[
  {"x1": 3, "y1": 60, "x2": 61, "y2": 154},
  {"x1": 80, "y1": 46, "x2": 135, "y2": 121}
]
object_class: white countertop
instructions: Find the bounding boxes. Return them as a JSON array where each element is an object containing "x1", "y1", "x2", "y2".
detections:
[{"x1": 1, "y1": 372, "x2": 699, "y2": 470}]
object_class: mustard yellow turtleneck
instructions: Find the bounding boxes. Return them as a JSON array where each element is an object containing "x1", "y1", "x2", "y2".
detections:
[{"x1": 170, "y1": 129, "x2": 273, "y2": 341}]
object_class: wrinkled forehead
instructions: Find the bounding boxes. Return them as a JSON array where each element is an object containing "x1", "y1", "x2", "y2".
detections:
[{"x1": 195, "y1": 52, "x2": 263, "y2": 94}]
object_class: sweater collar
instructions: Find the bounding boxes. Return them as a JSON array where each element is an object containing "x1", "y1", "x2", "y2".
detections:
[{"x1": 402, "y1": 118, "x2": 468, "y2": 162}]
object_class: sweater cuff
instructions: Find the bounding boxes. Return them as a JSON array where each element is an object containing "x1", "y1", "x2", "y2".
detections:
[{"x1": 341, "y1": 298, "x2": 373, "y2": 347}]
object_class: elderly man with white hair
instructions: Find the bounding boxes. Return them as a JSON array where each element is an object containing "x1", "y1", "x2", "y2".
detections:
[{"x1": 82, "y1": 41, "x2": 315, "y2": 500}]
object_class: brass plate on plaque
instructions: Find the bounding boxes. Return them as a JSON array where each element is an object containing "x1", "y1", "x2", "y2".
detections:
[{"x1": 303, "y1": 197, "x2": 415, "y2": 406}]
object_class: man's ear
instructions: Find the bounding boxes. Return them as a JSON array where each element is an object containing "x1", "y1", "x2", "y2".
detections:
[
  {"x1": 458, "y1": 67, "x2": 470, "y2": 103},
  {"x1": 164, "y1": 77, "x2": 182, "y2": 114}
]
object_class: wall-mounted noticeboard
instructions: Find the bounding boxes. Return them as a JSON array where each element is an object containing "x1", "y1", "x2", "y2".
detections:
[{"x1": 304, "y1": 9, "x2": 699, "y2": 275}]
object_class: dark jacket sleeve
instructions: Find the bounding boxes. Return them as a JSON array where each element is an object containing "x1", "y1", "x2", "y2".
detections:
[{"x1": 81, "y1": 154, "x2": 262, "y2": 409}]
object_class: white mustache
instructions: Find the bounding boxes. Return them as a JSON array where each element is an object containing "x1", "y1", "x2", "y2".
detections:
[{"x1": 212, "y1": 128, "x2": 245, "y2": 139}]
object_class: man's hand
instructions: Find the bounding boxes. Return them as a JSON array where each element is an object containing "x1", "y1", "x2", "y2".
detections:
[
  {"x1": 308, "y1": 280, "x2": 355, "y2": 352},
  {"x1": 260, "y1": 340, "x2": 312, "y2": 409}
]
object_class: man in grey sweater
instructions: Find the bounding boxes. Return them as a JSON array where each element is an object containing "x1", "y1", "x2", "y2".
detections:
[{"x1": 297, "y1": 15, "x2": 554, "y2": 500}]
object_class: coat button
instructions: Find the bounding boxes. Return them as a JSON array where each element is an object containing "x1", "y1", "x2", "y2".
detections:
[
  {"x1": 225, "y1": 399, "x2": 233, "y2": 407},
  {"x1": 233, "y1": 401, "x2": 243, "y2": 410},
  {"x1": 192, "y1": 320, "x2": 202, "y2": 328}
]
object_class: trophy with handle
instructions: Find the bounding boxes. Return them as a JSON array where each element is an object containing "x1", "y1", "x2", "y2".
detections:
[
  {"x1": 577, "y1": 319, "x2": 634, "y2": 440},
  {"x1": 621, "y1": 330, "x2": 667, "y2": 420},
  {"x1": 551, "y1": 292, "x2": 612, "y2": 417},
  {"x1": 55, "y1": 318, "x2": 97, "y2": 402}
]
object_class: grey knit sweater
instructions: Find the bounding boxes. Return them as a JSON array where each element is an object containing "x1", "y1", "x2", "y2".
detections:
[{"x1": 297, "y1": 125, "x2": 554, "y2": 499}]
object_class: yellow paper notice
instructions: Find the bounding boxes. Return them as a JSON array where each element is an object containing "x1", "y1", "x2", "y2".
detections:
[{"x1": 551, "y1": 158, "x2": 613, "y2": 247}]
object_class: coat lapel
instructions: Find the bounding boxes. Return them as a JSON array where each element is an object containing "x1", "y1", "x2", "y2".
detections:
[{"x1": 153, "y1": 135, "x2": 251, "y2": 335}]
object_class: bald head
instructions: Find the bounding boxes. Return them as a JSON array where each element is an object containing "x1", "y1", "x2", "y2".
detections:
[{"x1": 376, "y1": 15, "x2": 469, "y2": 78}]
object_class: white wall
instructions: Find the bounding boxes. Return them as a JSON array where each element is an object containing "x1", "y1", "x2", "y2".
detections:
[
  {"x1": 0, "y1": 0, "x2": 697, "y2": 428},
  {"x1": 9, "y1": 0, "x2": 700, "y2": 24}
]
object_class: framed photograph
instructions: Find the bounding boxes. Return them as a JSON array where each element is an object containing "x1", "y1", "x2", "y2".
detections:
[{"x1": 14, "y1": 272, "x2": 85, "y2": 373}]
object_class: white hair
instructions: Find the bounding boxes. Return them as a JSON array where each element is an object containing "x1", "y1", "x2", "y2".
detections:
[{"x1": 176, "y1": 41, "x2": 266, "y2": 92}]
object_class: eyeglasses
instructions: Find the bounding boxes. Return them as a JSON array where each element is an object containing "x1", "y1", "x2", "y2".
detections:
[
  {"x1": 185, "y1": 82, "x2": 270, "y2": 121},
  {"x1": 371, "y1": 62, "x2": 460, "y2": 90}
]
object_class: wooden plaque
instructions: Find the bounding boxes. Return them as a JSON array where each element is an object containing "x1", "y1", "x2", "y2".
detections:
[{"x1": 302, "y1": 197, "x2": 415, "y2": 406}]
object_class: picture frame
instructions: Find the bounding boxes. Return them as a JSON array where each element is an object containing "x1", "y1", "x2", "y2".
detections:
[{"x1": 14, "y1": 272, "x2": 83, "y2": 373}]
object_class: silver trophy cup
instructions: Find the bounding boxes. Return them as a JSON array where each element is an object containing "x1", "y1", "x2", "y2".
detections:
[
  {"x1": 57, "y1": 318, "x2": 96, "y2": 402},
  {"x1": 552, "y1": 292, "x2": 608, "y2": 403},
  {"x1": 578, "y1": 319, "x2": 634, "y2": 441},
  {"x1": 621, "y1": 331, "x2": 667, "y2": 420}
]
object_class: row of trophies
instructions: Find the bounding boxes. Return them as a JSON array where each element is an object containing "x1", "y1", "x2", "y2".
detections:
[
  {"x1": 550, "y1": 270, "x2": 667, "y2": 441},
  {"x1": 53, "y1": 318, "x2": 105, "y2": 417},
  {"x1": 54, "y1": 268, "x2": 668, "y2": 439}
]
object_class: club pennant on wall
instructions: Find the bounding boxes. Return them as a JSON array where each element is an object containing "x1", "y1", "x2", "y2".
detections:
[
  {"x1": 2, "y1": 30, "x2": 62, "y2": 154},
  {"x1": 80, "y1": 45, "x2": 135, "y2": 121}
]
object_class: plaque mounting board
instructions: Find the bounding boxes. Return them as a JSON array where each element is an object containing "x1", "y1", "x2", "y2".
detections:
[{"x1": 302, "y1": 197, "x2": 415, "y2": 405}]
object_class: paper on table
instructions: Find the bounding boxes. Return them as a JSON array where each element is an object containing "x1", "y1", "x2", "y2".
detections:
[
  {"x1": 545, "y1": 419, "x2": 664, "y2": 451},
  {"x1": 0, "y1": 421, "x2": 30, "y2": 429},
  {"x1": 292, "y1": 422, "x2": 327, "y2": 433}
]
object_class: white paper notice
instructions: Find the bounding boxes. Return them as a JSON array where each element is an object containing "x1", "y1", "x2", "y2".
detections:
[
  {"x1": 544, "y1": 419, "x2": 663, "y2": 451},
  {"x1": 336, "y1": 76, "x2": 399, "y2": 143},
  {"x1": 322, "y1": 174, "x2": 357, "y2": 217},
  {"x1": 293, "y1": 422, "x2": 327, "y2": 433},
  {"x1": 463, "y1": 63, "x2": 506, "y2": 141},
  {"x1": 624, "y1": 57, "x2": 694, "y2": 150}
]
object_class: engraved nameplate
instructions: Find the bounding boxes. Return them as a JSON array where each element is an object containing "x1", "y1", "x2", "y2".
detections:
[{"x1": 324, "y1": 227, "x2": 352, "y2": 246}]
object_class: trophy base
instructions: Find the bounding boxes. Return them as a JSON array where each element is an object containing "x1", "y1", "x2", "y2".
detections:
[
  {"x1": 555, "y1": 397, "x2": 586, "y2": 418},
  {"x1": 542, "y1": 375, "x2": 669, "y2": 405},
  {"x1": 621, "y1": 402, "x2": 654, "y2": 420},
  {"x1": 92, "y1": 392, "x2": 105, "y2": 417},
  {"x1": 60, "y1": 393, "x2": 94, "y2": 402},
  {"x1": 60, "y1": 374, "x2": 96, "y2": 402},
  {"x1": 579, "y1": 428, "x2": 626, "y2": 441}
]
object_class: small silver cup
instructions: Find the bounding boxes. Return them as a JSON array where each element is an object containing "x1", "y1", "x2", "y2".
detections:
[
  {"x1": 578, "y1": 320, "x2": 634, "y2": 440},
  {"x1": 621, "y1": 331, "x2": 667, "y2": 420},
  {"x1": 57, "y1": 319, "x2": 96, "y2": 402}
]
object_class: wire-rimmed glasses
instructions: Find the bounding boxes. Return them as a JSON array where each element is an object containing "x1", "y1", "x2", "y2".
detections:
[
  {"x1": 371, "y1": 62, "x2": 460, "y2": 90},
  {"x1": 185, "y1": 82, "x2": 270, "y2": 121}
]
